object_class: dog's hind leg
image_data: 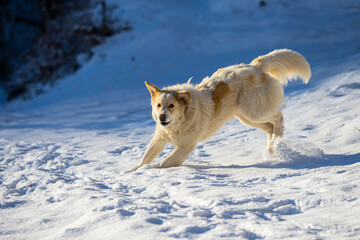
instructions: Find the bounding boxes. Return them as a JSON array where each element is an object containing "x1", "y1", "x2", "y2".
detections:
[
  {"x1": 270, "y1": 112, "x2": 284, "y2": 138},
  {"x1": 236, "y1": 114, "x2": 275, "y2": 152},
  {"x1": 159, "y1": 144, "x2": 196, "y2": 168},
  {"x1": 236, "y1": 112, "x2": 284, "y2": 152}
]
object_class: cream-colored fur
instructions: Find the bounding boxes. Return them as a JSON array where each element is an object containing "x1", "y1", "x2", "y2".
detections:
[{"x1": 129, "y1": 49, "x2": 311, "y2": 172}]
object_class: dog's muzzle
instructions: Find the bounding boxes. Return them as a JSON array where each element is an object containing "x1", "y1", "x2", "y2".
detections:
[{"x1": 159, "y1": 114, "x2": 170, "y2": 126}]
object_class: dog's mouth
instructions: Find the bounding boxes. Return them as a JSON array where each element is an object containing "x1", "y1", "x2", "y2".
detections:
[{"x1": 160, "y1": 121, "x2": 171, "y2": 126}]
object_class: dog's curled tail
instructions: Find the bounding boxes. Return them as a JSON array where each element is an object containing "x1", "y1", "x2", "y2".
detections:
[{"x1": 251, "y1": 49, "x2": 311, "y2": 85}]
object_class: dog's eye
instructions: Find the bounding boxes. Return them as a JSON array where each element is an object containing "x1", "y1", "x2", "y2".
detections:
[
  {"x1": 157, "y1": 103, "x2": 161, "y2": 108},
  {"x1": 169, "y1": 104, "x2": 174, "y2": 108}
]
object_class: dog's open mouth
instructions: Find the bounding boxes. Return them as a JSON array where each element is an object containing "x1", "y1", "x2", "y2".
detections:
[{"x1": 160, "y1": 121, "x2": 171, "y2": 126}]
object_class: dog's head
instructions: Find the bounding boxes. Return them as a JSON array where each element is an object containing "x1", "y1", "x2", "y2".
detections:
[{"x1": 145, "y1": 81, "x2": 191, "y2": 128}]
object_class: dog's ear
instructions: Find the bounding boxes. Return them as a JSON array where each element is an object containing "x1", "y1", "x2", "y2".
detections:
[
  {"x1": 145, "y1": 81, "x2": 160, "y2": 100},
  {"x1": 175, "y1": 91, "x2": 191, "y2": 106}
]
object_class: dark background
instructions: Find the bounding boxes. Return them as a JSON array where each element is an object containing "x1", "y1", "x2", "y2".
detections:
[{"x1": 0, "y1": 0, "x2": 129, "y2": 101}]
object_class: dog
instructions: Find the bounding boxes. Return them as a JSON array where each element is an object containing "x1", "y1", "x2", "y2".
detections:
[{"x1": 129, "y1": 49, "x2": 311, "y2": 172}]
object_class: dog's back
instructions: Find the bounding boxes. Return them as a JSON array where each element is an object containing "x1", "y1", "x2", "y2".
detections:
[{"x1": 189, "y1": 49, "x2": 311, "y2": 147}]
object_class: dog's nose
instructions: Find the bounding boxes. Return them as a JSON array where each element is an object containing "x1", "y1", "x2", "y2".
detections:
[{"x1": 159, "y1": 114, "x2": 166, "y2": 122}]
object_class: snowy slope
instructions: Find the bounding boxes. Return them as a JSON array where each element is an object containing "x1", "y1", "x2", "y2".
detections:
[{"x1": 1, "y1": 0, "x2": 360, "y2": 239}]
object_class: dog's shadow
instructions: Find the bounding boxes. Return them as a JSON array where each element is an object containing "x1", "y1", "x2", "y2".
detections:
[{"x1": 183, "y1": 152, "x2": 360, "y2": 170}]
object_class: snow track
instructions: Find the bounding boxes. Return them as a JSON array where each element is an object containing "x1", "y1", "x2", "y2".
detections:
[{"x1": 0, "y1": 87, "x2": 359, "y2": 239}]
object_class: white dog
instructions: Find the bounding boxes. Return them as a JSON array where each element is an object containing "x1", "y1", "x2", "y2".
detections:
[{"x1": 129, "y1": 49, "x2": 311, "y2": 171}]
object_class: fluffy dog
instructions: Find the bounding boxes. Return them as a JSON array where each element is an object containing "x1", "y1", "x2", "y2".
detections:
[{"x1": 129, "y1": 49, "x2": 311, "y2": 171}]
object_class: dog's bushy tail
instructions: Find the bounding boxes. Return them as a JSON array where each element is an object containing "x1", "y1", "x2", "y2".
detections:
[{"x1": 251, "y1": 49, "x2": 311, "y2": 85}]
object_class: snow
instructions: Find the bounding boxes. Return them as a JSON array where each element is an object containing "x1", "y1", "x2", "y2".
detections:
[{"x1": 1, "y1": 0, "x2": 360, "y2": 239}]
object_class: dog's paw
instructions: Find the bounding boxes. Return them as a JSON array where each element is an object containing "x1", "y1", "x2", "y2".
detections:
[
  {"x1": 150, "y1": 163, "x2": 161, "y2": 168},
  {"x1": 125, "y1": 165, "x2": 141, "y2": 173},
  {"x1": 262, "y1": 149, "x2": 275, "y2": 160},
  {"x1": 159, "y1": 161, "x2": 181, "y2": 168},
  {"x1": 125, "y1": 164, "x2": 155, "y2": 173}
]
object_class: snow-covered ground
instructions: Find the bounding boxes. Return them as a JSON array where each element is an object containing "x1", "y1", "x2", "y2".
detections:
[{"x1": 1, "y1": 0, "x2": 360, "y2": 239}]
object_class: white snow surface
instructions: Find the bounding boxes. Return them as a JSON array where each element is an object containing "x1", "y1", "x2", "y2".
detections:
[{"x1": 1, "y1": 0, "x2": 360, "y2": 239}]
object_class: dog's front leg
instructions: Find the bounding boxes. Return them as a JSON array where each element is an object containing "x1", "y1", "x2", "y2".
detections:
[
  {"x1": 159, "y1": 144, "x2": 196, "y2": 168},
  {"x1": 127, "y1": 136, "x2": 167, "y2": 172}
]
